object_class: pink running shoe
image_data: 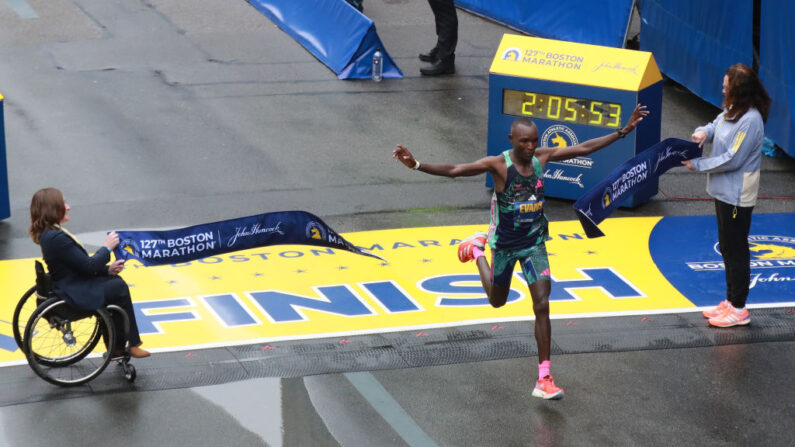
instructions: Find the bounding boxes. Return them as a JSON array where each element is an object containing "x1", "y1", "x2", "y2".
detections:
[
  {"x1": 532, "y1": 375, "x2": 564, "y2": 400},
  {"x1": 702, "y1": 300, "x2": 730, "y2": 319},
  {"x1": 708, "y1": 306, "x2": 750, "y2": 328},
  {"x1": 457, "y1": 232, "x2": 487, "y2": 263}
]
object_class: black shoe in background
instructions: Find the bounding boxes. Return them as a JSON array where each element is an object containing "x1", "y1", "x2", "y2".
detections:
[
  {"x1": 420, "y1": 57, "x2": 455, "y2": 76},
  {"x1": 419, "y1": 47, "x2": 439, "y2": 62}
]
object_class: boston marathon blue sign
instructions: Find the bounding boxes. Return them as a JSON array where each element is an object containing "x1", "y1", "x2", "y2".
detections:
[
  {"x1": 574, "y1": 138, "x2": 701, "y2": 238},
  {"x1": 114, "y1": 211, "x2": 383, "y2": 266},
  {"x1": 650, "y1": 213, "x2": 795, "y2": 307}
]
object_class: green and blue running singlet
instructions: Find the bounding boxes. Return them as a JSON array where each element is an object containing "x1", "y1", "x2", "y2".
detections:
[
  {"x1": 488, "y1": 151, "x2": 549, "y2": 250},
  {"x1": 487, "y1": 151, "x2": 551, "y2": 286}
]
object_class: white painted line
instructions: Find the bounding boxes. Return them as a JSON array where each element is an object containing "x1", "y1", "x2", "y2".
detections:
[
  {"x1": 345, "y1": 371, "x2": 439, "y2": 447},
  {"x1": 5, "y1": 0, "x2": 38, "y2": 19}
]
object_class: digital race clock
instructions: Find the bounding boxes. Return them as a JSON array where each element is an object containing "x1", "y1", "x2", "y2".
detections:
[
  {"x1": 487, "y1": 34, "x2": 663, "y2": 206},
  {"x1": 502, "y1": 89, "x2": 622, "y2": 129}
]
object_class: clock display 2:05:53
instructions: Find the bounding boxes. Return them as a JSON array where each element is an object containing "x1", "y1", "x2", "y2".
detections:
[{"x1": 502, "y1": 89, "x2": 622, "y2": 129}]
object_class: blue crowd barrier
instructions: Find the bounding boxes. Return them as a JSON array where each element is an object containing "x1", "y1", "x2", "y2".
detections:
[
  {"x1": 246, "y1": 0, "x2": 402, "y2": 80},
  {"x1": 640, "y1": 0, "x2": 794, "y2": 157},
  {"x1": 0, "y1": 94, "x2": 9, "y2": 220},
  {"x1": 454, "y1": 0, "x2": 634, "y2": 48},
  {"x1": 639, "y1": 0, "x2": 753, "y2": 109},
  {"x1": 760, "y1": 0, "x2": 795, "y2": 157}
]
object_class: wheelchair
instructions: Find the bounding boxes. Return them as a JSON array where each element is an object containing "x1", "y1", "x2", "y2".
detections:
[{"x1": 12, "y1": 261, "x2": 137, "y2": 387}]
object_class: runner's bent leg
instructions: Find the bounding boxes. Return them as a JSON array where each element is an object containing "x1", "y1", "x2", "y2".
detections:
[{"x1": 475, "y1": 250, "x2": 510, "y2": 308}]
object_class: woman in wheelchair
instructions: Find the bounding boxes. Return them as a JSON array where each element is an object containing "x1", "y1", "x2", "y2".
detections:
[{"x1": 29, "y1": 187, "x2": 150, "y2": 359}]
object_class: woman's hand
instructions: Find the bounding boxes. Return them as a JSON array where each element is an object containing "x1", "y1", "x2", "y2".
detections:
[
  {"x1": 393, "y1": 144, "x2": 418, "y2": 169},
  {"x1": 108, "y1": 259, "x2": 125, "y2": 276},
  {"x1": 691, "y1": 130, "x2": 708, "y2": 148},
  {"x1": 104, "y1": 231, "x2": 120, "y2": 250}
]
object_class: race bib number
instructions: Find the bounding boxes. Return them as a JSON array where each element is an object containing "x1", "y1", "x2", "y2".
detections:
[{"x1": 515, "y1": 200, "x2": 543, "y2": 222}]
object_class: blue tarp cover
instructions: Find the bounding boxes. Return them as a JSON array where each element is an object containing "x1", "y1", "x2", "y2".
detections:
[
  {"x1": 455, "y1": 0, "x2": 633, "y2": 48},
  {"x1": 760, "y1": 0, "x2": 795, "y2": 157},
  {"x1": 639, "y1": 0, "x2": 752, "y2": 109},
  {"x1": 246, "y1": 0, "x2": 402, "y2": 79}
]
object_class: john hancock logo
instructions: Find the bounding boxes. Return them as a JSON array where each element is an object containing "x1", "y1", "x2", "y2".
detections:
[
  {"x1": 592, "y1": 61, "x2": 639, "y2": 75},
  {"x1": 501, "y1": 47, "x2": 522, "y2": 62},
  {"x1": 306, "y1": 221, "x2": 326, "y2": 241},
  {"x1": 227, "y1": 222, "x2": 284, "y2": 248}
]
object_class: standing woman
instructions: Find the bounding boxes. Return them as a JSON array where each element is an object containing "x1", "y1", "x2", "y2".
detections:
[
  {"x1": 29, "y1": 188, "x2": 150, "y2": 357},
  {"x1": 683, "y1": 63, "x2": 772, "y2": 328}
]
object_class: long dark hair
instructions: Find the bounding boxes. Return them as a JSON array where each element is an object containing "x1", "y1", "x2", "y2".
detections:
[
  {"x1": 29, "y1": 188, "x2": 65, "y2": 244},
  {"x1": 723, "y1": 63, "x2": 771, "y2": 123}
]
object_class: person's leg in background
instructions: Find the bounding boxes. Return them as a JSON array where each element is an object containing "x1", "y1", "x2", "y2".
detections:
[{"x1": 421, "y1": 0, "x2": 457, "y2": 75}]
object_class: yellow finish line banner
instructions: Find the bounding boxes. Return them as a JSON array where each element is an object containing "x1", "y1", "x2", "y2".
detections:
[
  {"x1": 490, "y1": 34, "x2": 662, "y2": 91},
  {"x1": 0, "y1": 218, "x2": 693, "y2": 364}
]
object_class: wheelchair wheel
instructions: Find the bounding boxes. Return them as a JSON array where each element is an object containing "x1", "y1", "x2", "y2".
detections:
[
  {"x1": 12, "y1": 286, "x2": 37, "y2": 350},
  {"x1": 122, "y1": 362, "x2": 136, "y2": 382},
  {"x1": 22, "y1": 297, "x2": 103, "y2": 368},
  {"x1": 23, "y1": 298, "x2": 114, "y2": 387}
]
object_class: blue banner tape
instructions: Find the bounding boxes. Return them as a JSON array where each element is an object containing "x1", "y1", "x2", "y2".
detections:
[
  {"x1": 114, "y1": 210, "x2": 384, "y2": 266},
  {"x1": 574, "y1": 138, "x2": 702, "y2": 238}
]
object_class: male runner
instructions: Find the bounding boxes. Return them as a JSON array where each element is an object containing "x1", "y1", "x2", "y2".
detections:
[{"x1": 393, "y1": 104, "x2": 648, "y2": 399}]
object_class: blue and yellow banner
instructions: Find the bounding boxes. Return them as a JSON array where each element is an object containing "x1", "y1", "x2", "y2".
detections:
[
  {"x1": 574, "y1": 138, "x2": 702, "y2": 237},
  {"x1": 114, "y1": 210, "x2": 383, "y2": 266}
]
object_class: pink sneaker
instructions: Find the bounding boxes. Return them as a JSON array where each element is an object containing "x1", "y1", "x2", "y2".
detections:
[
  {"x1": 532, "y1": 375, "x2": 564, "y2": 400},
  {"x1": 457, "y1": 232, "x2": 487, "y2": 263},
  {"x1": 708, "y1": 306, "x2": 750, "y2": 328},
  {"x1": 702, "y1": 300, "x2": 730, "y2": 319}
]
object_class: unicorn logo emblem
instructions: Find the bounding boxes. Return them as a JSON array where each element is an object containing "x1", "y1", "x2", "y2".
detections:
[
  {"x1": 550, "y1": 133, "x2": 568, "y2": 148},
  {"x1": 749, "y1": 242, "x2": 795, "y2": 260},
  {"x1": 306, "y1": 222, "x2": 327, "y2": 241},
  {"x1": 501, "y1": 47, "x2": 522, "y2": 62}
]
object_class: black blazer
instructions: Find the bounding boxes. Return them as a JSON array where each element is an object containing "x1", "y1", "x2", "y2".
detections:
[{"x1": 39, "y1": 228, "x2": 113, "y2": 310}]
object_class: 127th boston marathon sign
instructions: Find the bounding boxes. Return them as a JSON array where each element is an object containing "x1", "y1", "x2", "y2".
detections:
[
  {"x1": 486, "y1": 34, "x2": 662, "y2": 207},
  {"x1": 114, "y1": 211, "x2": 383, "y2": 266},
  {"x1": 574, "y1": 138, "x2": 702, "y2": 238}
]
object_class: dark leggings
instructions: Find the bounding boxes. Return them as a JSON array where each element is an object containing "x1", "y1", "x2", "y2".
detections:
[
  {"x1": 102, "y1": 276, "x2": 142, "y2": 350},
  {"x1": 715, "y1": 199, "x2": 753, "y2": 308}
]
